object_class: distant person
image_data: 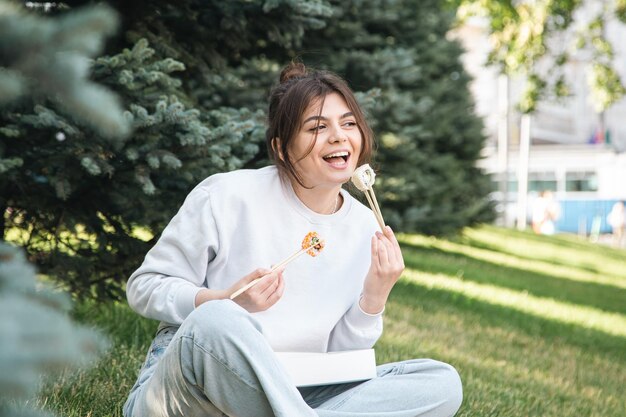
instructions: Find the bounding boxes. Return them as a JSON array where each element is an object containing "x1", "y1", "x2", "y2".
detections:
[
  {"x1": 607, "y1": 201, "x2": 625, "y2": 247},
  {"x1": 531, "y1": 190, "x2": 560, "y2": 235}
]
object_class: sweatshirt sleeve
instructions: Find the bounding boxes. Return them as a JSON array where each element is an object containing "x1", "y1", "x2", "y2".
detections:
[
  {"x1": 327, "y1": 298, "x2": 383, "y2": 351},
  {"x1": 126, "y1": 187, "x2": 218, "y2": 324}
]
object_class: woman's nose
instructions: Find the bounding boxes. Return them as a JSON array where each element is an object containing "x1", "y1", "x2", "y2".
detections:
[{"x1": 329, "y1": 125, "x2": 348, "y2": 142}]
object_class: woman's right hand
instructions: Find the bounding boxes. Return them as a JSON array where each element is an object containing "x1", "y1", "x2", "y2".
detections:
[
  {"x1": 194, "y1": 268, "x2": 285, "y2": 313},
  {"x1": 226, "y1": 268, "x2": 285, "y2": 313}
]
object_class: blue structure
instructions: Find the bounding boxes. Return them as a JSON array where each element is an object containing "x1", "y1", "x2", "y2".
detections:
[{"x1": 556, "y1": 200, "x2": 619, "y2": 234}]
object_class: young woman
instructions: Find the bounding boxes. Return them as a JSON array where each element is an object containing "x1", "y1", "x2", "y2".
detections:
[{"x1": 123, "y1": 62, "x2": 462, "y2": 417}]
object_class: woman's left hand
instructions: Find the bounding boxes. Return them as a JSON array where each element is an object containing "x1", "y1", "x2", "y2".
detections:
[{"x1": 360, "y1": 225, "x2": 405, "y2": 314}]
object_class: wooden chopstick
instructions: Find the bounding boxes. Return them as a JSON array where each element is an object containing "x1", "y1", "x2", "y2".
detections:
[
  {"x1": 368, "y1": 188, "x2": 385, "y2": 229},
  {"x1": 229, "y1": 240, "x2": 324, "y2": 299},
  {"x1": 364, "y1": 189, "x2": 385, "y2": 230}
]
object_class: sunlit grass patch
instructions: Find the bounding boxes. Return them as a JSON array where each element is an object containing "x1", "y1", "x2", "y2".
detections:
[
  {"x1": 463, "y1": 225, "x2": 626, "y2": 279},
  {"x1": 401, "y1": 268, "x2": 626, "y2": 338},
  {"x1": 400, "y1": 231, "x2": 626, "y2": 290}
]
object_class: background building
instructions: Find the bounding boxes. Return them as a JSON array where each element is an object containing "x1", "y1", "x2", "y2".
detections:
[{"x1": 454, "y1": 15, "x2": 626, "y2": 234}]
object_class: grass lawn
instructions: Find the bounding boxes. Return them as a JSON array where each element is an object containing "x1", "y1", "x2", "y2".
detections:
[{"x1": 39, "y1": 225, "x2": 626, "y2": 416}]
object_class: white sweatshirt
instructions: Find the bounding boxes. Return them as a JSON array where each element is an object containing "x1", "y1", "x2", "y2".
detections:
[{"x1": 126, "y1": 166, "x2": 382, "y2": 352}]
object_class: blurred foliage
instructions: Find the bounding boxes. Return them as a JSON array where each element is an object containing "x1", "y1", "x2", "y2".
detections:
[
  {"x1": 0, "y1": 2, "x2": 129, "y2": 138},
  {"x1": 0, "y1": 242, "x2": 107, "y2": 417},
  {"x1": 450, "y1": 0, "x2": 626, "y2": 113},
  {"x1": 0, "y1": 5, "x2": 114, "y2": 415}
]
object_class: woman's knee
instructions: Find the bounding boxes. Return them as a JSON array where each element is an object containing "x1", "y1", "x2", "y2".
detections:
[
  {"x1": 425, "y1": 360, "x2": 463, "y2": 416},
  {"x1": 181, "y1": 299, "x2": 262, "y2": 343},
  {"x1": 398, "y1": 359, "x2": 462, "y2": 416}
]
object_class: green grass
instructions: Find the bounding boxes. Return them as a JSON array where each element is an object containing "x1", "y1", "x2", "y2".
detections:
[{"x1": 39, "y1": 225, "x2": 626, "y2": 416}]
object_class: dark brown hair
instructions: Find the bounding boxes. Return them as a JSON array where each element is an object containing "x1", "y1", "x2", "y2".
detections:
[{"x1": 266, "y1": 62, "x2": 374, "y2": 186}]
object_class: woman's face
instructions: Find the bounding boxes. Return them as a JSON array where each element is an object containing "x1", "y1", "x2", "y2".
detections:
[{"x1": 288, "y1": 92, "x2": 362, "y2": 190}]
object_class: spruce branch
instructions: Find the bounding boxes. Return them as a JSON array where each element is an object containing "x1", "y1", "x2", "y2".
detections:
[
  {"x1": 0, "y1": 242, "x2": 108, "y2": 416},
  {"x1": 0, "y1": 3, "x2": 130, "y2": 139}
]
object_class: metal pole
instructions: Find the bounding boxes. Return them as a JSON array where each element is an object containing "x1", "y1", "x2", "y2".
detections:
[
  {"x1": 497, "y1": 74, "x2": 510, "y2": 226},
  {"x1": 516, "y1": 113, "x2": 531, "y2": 230}
]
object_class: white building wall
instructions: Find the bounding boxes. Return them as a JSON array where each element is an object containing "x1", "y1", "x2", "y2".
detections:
[{"x1": 452, "y1": 13, "x2": 626, "y2": 204}]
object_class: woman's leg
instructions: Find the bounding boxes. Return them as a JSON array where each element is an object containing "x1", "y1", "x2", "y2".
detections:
[
  {"x1": 124, "y1": 300, "x2": 317, "y2": 417},
  {"x1": 303, "y1": 359, "x2": 462, "y2": 417}
]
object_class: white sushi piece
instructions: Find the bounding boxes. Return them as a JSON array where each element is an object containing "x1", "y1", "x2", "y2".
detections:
[{"x1": 351, "y1": 164, "x2": 376, "y2": 191}]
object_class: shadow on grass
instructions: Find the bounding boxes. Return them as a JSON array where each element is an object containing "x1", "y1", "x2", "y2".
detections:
[
  {"x1": 389, "y1": 279, "x2": 626, "y2": 362},
  {"x1": 399, "y1": 242, "x2": 626, "y2": 316}
]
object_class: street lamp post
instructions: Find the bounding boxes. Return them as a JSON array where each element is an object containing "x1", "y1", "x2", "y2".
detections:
[{"x1": 516, "y1": 113, "x2": 531, "y2": 230}]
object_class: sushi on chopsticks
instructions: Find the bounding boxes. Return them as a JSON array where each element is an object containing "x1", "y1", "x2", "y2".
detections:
[
  {"x1": 229, "y1": 232, "x2": 325, "y2": 299},
  {"x1": 351, "y1": 164, "x2": 385, "y2": 230}
]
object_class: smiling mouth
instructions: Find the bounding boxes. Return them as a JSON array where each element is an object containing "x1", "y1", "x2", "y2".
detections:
[{"x1": 322, "y1": 151, "x2": 350, "y2": 165}]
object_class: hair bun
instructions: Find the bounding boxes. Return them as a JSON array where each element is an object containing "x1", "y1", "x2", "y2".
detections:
[{"x1": 279, "y1": 61, "x2": 308, "y2": 83}]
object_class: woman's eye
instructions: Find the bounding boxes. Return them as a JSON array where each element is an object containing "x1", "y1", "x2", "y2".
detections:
[
  {"x1": 344, "y1": 121, "x2": 357, "y2": 128},
  {"x1": 309, "y1": 125, "x2": 326, "y2": 132}
]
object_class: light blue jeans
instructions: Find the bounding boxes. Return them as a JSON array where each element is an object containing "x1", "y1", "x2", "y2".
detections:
[{"x1": 123, "y1": 300, "x2": 462, "y2": 417}]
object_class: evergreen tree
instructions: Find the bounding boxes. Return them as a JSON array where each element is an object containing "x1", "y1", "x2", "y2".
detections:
[{"x1": 2, "y1": 0, "x2": 493, "y2": 298}]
